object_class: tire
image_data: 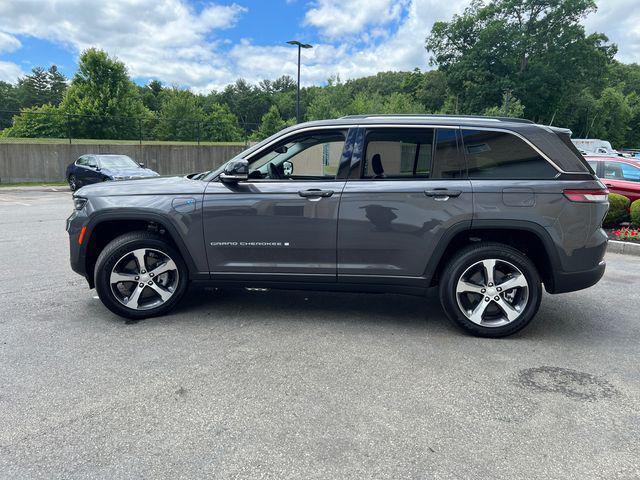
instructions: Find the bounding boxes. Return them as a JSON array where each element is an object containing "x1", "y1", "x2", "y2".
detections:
[
  {"x1": 439, "y1": 242, "x2": 542, "y2": 338},
  {"x1": 94, "y1": 231, "x2": 189, "y2": 319},
  {"x1": 68, "y1": 174, "x2": 78, "y2": 191}
]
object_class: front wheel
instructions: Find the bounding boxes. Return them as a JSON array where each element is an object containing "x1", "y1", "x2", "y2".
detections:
[
  {"x1": 68, "y1": 174, "x2": 78, "y2": 191},
  {"x1": 94, "y1": 231, "x2": 189, "y2": 319},
  {"x1": 439, "y1": 242, "x2": 542, "y2": 337}
]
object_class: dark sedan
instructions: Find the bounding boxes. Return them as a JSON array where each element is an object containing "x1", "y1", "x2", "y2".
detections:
[{"x1": 66, "y1": 154, "x2": 159, "y2": 191}]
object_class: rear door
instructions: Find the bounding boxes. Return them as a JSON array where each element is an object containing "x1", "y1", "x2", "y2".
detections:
[{"x1": 337, "y1": 126, "x2": 473, "y2": 285}]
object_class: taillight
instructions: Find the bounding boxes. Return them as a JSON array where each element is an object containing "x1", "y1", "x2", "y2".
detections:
[{"x1": 563, "y1": 189, "x2": 609, "y2": 202}]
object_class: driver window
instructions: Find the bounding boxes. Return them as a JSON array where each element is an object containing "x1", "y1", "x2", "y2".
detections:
[
  {"x1": 86, "y1": 156, "x2": 97, "y2": 168},
  {"x1": 248, "y1": 130, "x2": 346, "y2": 180}
]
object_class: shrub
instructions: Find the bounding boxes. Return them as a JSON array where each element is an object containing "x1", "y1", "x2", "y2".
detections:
[
  {"x1": 603, "y1": 193, "x2": 630, "y2": 227},
  {"x1": 631, "y1": 199, "x2": 640, "y2": 228}
]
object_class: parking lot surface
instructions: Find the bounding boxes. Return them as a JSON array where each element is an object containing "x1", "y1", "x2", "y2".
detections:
[{"x1": 1, "y1": 187, "x2": 639, "y2": 479}]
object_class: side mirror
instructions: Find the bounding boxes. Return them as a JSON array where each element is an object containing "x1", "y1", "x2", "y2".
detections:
[
  {"x1": 139, "y1": 162, "x2": 145, "y2": 168},
  {"x1": 220, "y1": 159, "x2": 249, "y2": 183}
]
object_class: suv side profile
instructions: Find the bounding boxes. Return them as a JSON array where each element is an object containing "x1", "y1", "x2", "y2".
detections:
[{"x1": 67, "y1": 115, "x2": 609, "y2": 337}]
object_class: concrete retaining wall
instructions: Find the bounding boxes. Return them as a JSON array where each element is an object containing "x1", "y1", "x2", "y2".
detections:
[{"x1": 0, "y1": 142, "x2": 246, "y2": 183}]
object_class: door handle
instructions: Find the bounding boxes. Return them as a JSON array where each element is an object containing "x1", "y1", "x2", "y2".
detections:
[
  {"x1": 424, "y1": 189, "x2": 462, "y2": 198},
  {"x1": 298, "y1": 189, "x2": 334, "y2": 198}
]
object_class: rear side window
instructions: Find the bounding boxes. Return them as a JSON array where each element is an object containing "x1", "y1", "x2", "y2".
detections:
[
  {"x1": 363, "y1": 128, "x2": 434, "y2": 179},
  {"x1": 604, "y1": 161, "x2": 640, "y2": 182},
  {"x1": 461, "y1": 129, "x2": 558, "y2": 179}
]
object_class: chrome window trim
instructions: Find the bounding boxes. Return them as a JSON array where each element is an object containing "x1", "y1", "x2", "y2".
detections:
[{"x1": 245, "y1": 123, "x2": 582, "y2": 175}]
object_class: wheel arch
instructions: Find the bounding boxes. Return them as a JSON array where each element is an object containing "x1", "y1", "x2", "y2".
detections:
[
  {"x1": 426, "y1": 220, "x2": 560, "y2": 292},
  {"x1": 83, "y1": 211, "x2": 199, "y2": 288}
]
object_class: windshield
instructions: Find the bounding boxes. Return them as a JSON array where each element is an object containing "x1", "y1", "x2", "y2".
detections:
[{"x1": 98, "y1": 155, "x2": 138, "y2": 169}]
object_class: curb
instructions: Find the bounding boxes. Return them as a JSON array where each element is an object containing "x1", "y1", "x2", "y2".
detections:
[{"x1": 608, "y1": 240, "x2": 640, "y2": 257}]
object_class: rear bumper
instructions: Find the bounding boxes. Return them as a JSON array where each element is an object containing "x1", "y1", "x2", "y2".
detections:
[{"x1": 546, "y1": 260, "x2": 606, "y2": 294}]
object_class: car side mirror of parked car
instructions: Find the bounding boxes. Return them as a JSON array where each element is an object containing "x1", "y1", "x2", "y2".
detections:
[
  {"x1": 139, "y1": 162, "x2": 145, "y2": 168},
  {"x1": 220, "y1": 159, "x2": 249, "y2": 183}
]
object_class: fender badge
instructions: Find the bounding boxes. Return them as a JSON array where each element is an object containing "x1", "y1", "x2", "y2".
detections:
[{"x1": 171, "y1": 197, "x2": 196, "y2": 213}]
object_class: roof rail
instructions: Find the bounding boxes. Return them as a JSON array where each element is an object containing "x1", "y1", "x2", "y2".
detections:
[{"x1": 339, "y1": 114, "x2": 535, "y2": 124}]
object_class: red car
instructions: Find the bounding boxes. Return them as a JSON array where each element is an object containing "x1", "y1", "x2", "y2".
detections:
[{"x1": 585, "y1": 156, "x2": 640, "y2": 203}]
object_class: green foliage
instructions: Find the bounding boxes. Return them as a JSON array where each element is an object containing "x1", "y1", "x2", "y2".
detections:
[
  {"x1": 154, "y1": 88, "x2": 204, "y2": 141},
  {"x1": 202, "y1": 103, "x2": 244, "y2": 142},
  {"x1": 630, "y1": 199, "x2": 640, "y2": 228},
  {"x1": 1, "y1": 104, "x2": 66, "y2": 138},
  {"x1": 604, "y1": 193, "x2": 630, "y2": 227},
  {"x1": 16, "y1": 66, "x2": 67, "y2": 108},
  {"x1": 61, "y1": 48, "x2": 148, "y2": 139},
  {"x1": 252, "y1": 105, "x2": 290, "y2": 140},
  {"x1": 426, "y1": 0, "x2": 616, "y2": 126},
  {"x1": 483, "y1": 94, "x2": 525, "y2": 118}
]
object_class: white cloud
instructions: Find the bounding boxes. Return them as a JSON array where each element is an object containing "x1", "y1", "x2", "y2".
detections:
[
  {"x1": 586, "y1": 0, "x2": 640, "y2": 64},
  {"x1": 304, "y1": 0, "x2": 407, "y2": 40},
  {"x1": 0, "y1": 0, "x2": 245, "y2": 89},
  {"x1": 0, "y1": 31, "x2": 21, "y2": 54},
  {"x1": 0, "y1": 0, "x2": 637, "y2": 92},
  {"x1": 0, "y1": 60, "x2": 24, "y2": 83}
]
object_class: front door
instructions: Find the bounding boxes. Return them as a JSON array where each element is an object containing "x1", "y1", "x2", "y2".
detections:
[
  {"x1": 203, "y1": 128, "x2": 352, "y2": 282},
  {"x1": 337, "y1": 127, "x2": 473, "y2": 284}
]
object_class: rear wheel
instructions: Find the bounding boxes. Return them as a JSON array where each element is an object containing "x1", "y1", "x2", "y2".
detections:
[
  {"x1": 439, "y1": 242, "x2": 542, "y2": 337},
  {"x1": 94, "y1": 231, "x2": 188, "y2": 319}
]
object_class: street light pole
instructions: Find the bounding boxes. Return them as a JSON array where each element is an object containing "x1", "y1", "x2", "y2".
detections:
[{"x1": 287, "y1": 40, "x2": 313, "y2": 124}]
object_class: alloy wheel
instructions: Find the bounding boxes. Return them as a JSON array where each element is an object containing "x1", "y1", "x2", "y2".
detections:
[
  {"x1": 109, "y1": 248, "x2": 179, "y2": 310},
  {"x1": 455, "y1": 258, "x2": 529, "y2": 327}
]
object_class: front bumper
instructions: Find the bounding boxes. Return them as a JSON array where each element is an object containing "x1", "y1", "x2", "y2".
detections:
[{"x1": 67, "y1": 210, "x2": 88, "y2": 279}]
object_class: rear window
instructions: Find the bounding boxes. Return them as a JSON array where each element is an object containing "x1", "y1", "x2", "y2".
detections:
[{"x1": 461, "y1": 129, "x2": 558, "y2": 179}]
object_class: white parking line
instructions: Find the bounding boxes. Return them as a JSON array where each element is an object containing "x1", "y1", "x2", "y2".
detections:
[{"x1": 0, "y1": 197, "x2": 31, "y2": 206}]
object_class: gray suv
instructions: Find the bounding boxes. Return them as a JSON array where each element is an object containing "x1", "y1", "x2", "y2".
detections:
[{"x1": 67, "y1": 115, "x2": 609, "y2": 337}]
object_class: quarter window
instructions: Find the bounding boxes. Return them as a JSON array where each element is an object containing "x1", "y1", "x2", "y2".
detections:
[{"x1": 462, "y1": 129, "x2": 557, "y2": 179}]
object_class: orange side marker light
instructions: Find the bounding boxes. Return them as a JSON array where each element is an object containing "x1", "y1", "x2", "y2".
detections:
[{"x1": 78, "y1": 225, "x2": 87, "y2": 245}]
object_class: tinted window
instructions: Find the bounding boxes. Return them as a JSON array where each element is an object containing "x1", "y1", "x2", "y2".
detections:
[
  {"x1": 587, "y1": 160, "x2": 599, "y2": 173},
  {"x1": 433, "y1": 129, "x2": 464, "y2": 178},
  {"x1": 604, "y1": 161, "x2": 640, "y2": 182},
  {"x1": 76, "y1": 156, "x2": 87, "y2": 166},
  {"x1": 363, "y1": 128, "x2": 434, "y2": 179},
  {"x1": 249, "y1": 130, "x2": 345, "y2": 180},
  {"x1": 462, "y1": 129, "x2": 557, "y2": 179}
]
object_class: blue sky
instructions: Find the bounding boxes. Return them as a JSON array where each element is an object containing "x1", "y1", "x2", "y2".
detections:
[{"x1": 0, "y1": 0, "x2": 638, "y2": 92}]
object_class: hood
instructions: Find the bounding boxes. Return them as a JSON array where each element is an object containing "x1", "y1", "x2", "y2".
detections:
[
  {"x1": 76, "y1": 175, "x2": 207, "y2": 197},
  {"x1": 101, "y1": 167, "x2": 159, "y2": 178}
]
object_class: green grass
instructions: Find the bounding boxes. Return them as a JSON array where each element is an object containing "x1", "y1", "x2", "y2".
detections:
[
  {"x1": 0, "y1": 181, "x2": 68, "y2": 188},
  {"x1": 0, "y1": 137, "x2": 246, "y2": 146}
]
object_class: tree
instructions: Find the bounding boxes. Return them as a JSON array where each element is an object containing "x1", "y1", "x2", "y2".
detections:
[
  {"x1": 15, "y1": 66, "x2": 67, "y2": 108},
  {"x1": 61, "y1": 48, "x2": 148, "y2": 139},
  {"x1": 219, "y1": 79, "x2": 271, "y2": 132},
  {"x1": 426, "y1": 0, "x2": 616, "y2": 122},
  {"x1": 0, "y1": 81, "x2": 20, "y2": 129},
  {"x1": 252, "y1": 105, "x2": 289, "y2": 140},
  {"x1": 202, "y1": 103, "x2": 244, "y2": 142},
  {"x1": 154, "y1": 88, "x2": 205, "y2": 141},
  {"x1": 1, "y1": 103, "x2": 65, "y2": 138}
]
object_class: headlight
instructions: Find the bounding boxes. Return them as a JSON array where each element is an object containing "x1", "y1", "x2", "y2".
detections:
[{"x1": 73, "y1": 197, "x2": 88, "y2": 210}]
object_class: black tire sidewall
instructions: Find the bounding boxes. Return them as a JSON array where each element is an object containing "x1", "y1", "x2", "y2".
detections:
[
  {"x1": 94, "y1": 235, "x2": 188, "y2": 319},
  {"x1": 439, "y1": 244, "x2": 542, "y2": 337}
]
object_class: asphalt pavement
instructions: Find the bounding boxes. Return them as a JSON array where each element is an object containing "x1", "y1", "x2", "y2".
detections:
[{"x1": 0, "y1": 187, "x2": 639, "y2": 479}]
